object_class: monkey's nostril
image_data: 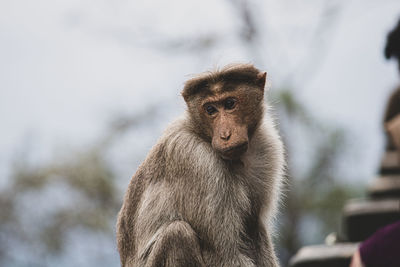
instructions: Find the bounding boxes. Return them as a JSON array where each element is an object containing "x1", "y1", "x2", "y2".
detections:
[{"x1": 220, "y1": 133, "x2": 231, "y2": 140}]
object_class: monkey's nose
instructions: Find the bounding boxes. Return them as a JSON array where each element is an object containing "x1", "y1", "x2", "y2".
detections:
[{"x1": 220, "y1": 132, "x2": 231, "y2": 141}]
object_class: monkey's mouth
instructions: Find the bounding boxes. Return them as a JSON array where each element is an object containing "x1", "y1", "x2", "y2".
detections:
[{"x1": 219, "y1": 142, "x2": 248, "y2": 160}]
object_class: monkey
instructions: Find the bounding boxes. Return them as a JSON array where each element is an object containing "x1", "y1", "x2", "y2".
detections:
[{"x1": 116, "y1": 64, "x2": 285, "y2": 267}]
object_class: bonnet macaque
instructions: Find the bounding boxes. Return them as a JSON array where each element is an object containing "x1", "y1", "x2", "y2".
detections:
[{"x1": 117, "y1": 64, "x2": 285, "y2": 267}]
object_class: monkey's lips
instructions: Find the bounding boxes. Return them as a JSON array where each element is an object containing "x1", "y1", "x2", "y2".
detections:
[{"x1": 218, "y1": 142, "x2": 249, "y2": 160}]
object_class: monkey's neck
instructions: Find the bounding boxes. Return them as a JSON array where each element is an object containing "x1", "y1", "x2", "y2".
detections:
[{"x1": 224, "y1": 158, "x2": 245, "y2": 169}]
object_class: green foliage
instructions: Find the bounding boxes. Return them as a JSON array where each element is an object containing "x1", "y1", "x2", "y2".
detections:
[
  {"x1": 0, "y1": 147, "x2": 120, "y2": 260},
  {"x1": 274, "y1": 87, "x2": 363, "y2": 264}
]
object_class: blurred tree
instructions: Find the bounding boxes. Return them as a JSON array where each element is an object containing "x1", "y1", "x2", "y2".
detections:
[
  {"x1": 0, "y1": 149, "x2": 119, "y2": 265},
  {"x1": 0, "y1": 1, "x2": 366, "y2": 267},
  {"x1": 223, "y1": 2, "x2": 364, "y2": 265},
  {"x1": 0, "y1": 107, "x2": 158, "y2": 266}
]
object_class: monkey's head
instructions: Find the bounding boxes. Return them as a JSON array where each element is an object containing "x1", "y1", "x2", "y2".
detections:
[{"x1": 182, "y1": 64, "x2": 266, "y2": 161}]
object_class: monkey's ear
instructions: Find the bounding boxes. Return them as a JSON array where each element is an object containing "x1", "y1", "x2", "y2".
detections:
[
  {"x1": 181, "y1": 79, "x2": 195, "y2": 103},
  {"x1": 181, "y1": 89, "x2": 189, "y2": 103},
  {"x1": 256, "y1": 72, "x2": 267, "y2": 91},
  {"x1": 181, "y1": 77, "x2": 208, "y2": 103}
]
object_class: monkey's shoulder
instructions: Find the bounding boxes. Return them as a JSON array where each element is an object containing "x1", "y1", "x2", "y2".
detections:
[
  {"x1": 245, "y1": 120, "x2": 284, "y2": 168},
  {"x1": 153, "y1": 118, "x2": 222, "y2": 172},
  {"x1": 126, "y1": 118, "x2": 218, "y2": 188}
]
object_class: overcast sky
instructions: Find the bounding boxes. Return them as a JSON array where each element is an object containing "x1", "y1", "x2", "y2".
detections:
[{"x1": 1, "y1": 0, "x2": 400, "y2": 184}]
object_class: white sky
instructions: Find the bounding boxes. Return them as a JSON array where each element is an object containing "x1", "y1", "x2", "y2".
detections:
[{"x1": 0, "y1": 0, "x2": 400, "y2": 183}]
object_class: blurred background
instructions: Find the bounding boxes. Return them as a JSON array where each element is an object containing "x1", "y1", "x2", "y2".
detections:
[{"x1": 1, "y1": 0, "x2": 400, "y2": 266}]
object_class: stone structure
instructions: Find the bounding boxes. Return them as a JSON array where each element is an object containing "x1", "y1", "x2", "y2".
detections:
[{"x1": 289, "y1": 98, "x2": 400, "y2": 267}]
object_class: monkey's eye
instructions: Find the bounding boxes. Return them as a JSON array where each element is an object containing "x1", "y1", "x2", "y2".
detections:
[
  {"x1": 224, "y1": 98, "x2": 236, "y2": 110},
  {"x1": 205, "y1": 105, "x2": 217, "y2": 115}
]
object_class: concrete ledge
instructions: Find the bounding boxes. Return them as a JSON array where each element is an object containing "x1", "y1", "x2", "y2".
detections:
[
  {"x1": 368, "y1": 176, "x2": 400, "y2": 198},
  {"x1": 343, "y1": 198, "x2": 400, "y2": 241},
  {"x1": 379, "y1": 151, "x2": 400, "y2": 175},
  {"x1": 289, "y1": 243, "x2": 358, "y2": 267}
]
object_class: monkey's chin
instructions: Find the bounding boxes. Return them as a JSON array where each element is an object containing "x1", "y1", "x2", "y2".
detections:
[
  {"x1": 217, "y1": 142, "x2": 248, "y2": 161},
  {"x1": 219, "y1": 153, "x2": 242, "y2": 161}
]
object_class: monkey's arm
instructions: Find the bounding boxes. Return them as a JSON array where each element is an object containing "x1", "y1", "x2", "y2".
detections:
[
  {"x1": 118, "y1": 170, "x2": 206, "y2": 267},
  {"x1": 116, "y1": 170, "x2": 147, "y2": 266},
  {"x1": 258, "y1": 226, "x2": 280, "y2": 267},
  {"x1": 133, "y1": 181, "x2": 206, "y2": 267},
  {"x1": 139, "y1": 220, "x2": 205, "y2": 267}
]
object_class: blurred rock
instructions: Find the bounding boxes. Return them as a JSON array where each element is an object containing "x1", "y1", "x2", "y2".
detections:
[
  {"x1": 379, "y1": 151, "x2": 400, "y2": 175},
  {"x1": 289, "y1": 243, "x2": 358, "y2": 267},
  {"x1": 343, "y1": 198, "x2": 400, "y2": 242},
  {"x1": 368, "y1": 176, "x2": 400, "y2": 199},
  {"x1": 290, "y1": 89, "x2": 400, "y2": 267}
]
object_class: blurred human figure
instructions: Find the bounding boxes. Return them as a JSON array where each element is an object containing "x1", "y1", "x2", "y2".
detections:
[
  {"x1": 386, "y1": 114, "x2": 400, "y2": 154},
  {"x1": 385, "y1": 19, "x2": 400, "y2": 72},
  {"x1": 350, "y1": 18, "x2": 400, "y2": 267},
  {"x1": 384, "y1": 87, "x2": 400, "y2": 154},
  {"x1": 350, "y1": 221, "x2": 400, "y2": 267},
  {"x1": 384, "y1": 18, "x2": 400, "y2": 154},
  {"x1": 349, "y1": 249, "x2": 364, "y2": 267}
]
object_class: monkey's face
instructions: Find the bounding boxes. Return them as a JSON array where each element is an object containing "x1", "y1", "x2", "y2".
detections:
[
  {"x1": 198, "y1": 85, "x2": 264, "y2": 161},
  {"x1": 181, "y1": 65, "x2": 267, "y2": 161}
]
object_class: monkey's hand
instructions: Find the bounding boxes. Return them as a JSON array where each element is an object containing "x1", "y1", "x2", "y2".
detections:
[{"x1": 139, "y1": 221, "x2": 206, "y2": 267}]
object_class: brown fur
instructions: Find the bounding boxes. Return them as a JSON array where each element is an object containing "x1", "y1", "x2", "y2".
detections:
[{"x1": 116, "y1": 64, "x2": 285, "y2": 267}]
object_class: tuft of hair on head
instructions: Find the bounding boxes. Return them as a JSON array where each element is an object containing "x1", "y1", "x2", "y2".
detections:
[{"x1": 181, "y1": 63, "x2": 267, "y2": 102}]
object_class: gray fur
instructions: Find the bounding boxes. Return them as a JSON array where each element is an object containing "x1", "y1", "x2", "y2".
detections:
[{"x1": 117, "y1": 68, "x2": 285, "y2": 267}]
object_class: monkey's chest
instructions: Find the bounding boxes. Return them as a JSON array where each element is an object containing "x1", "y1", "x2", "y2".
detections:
[
  {"x1": 195, "y1": 200, "x2": 260, "y2": 266},
  {"x1": 183, "y1": 183, "x2": 258, "y2": 249}
]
